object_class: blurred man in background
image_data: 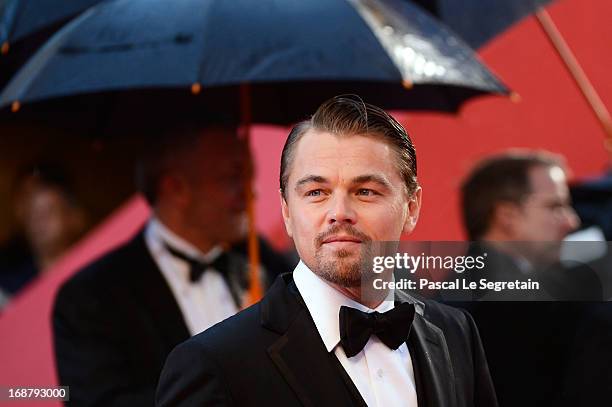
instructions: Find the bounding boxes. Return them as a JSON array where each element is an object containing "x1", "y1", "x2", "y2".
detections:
[
  {"x1": 563, "y1": 141, "x2": 612, "y2": 405},
  {"x1": 462, "y1": 151, "x2": 579, "y2": 274},
  {"x1": 458, "y1": 150, "x2": 601, "y2": 407},
  {"x1": 53, "y1": 119, "x2": 292, "y2": 406}
]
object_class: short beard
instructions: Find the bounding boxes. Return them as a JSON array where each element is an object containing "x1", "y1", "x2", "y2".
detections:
[{"x1": 312, "y1": 225, "x2": 373, "y2": 288}]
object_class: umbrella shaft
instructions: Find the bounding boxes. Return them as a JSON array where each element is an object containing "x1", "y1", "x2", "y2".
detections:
[{"x1": 535, "y1": 8, "x2": 612, "y2": 142}]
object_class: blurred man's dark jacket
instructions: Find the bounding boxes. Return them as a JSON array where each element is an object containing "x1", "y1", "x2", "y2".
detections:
[
  {"x1": 449, "y1": 243, "x2": 606, "y2": 407},
  {"x1": 53, "y1": 230, "x2": 293, "y2": 406}
]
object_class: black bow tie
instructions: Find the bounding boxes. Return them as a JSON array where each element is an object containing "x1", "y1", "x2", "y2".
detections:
[
  {"x1": 164, "y1": 244, "x2": 229, "y2": 283},
  {"x1": 339, "y1": 302, "x2": 415, "y2": 358}
]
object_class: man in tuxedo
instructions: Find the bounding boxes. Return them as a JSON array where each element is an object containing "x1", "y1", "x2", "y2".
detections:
[
  {"x1": 156, "y1": 95, "x2": 498, "y2": 407},
  {"x1": 458, "y1": 151, "x2": 601, "y2": 406},
  {"x1": 53, "y1": 120, "x2": 291, "y2": 406}
]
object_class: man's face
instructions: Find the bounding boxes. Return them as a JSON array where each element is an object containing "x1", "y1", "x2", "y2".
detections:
[
  {"x1": 23, "y1": 186, "x2": 84, "y2": 259},
  {"x1": 281, "y1": 130, "x2": 421, "y2": 287},
  {"x1": 512, "y1": 165, "x2": 580, "y2": 260},
  {"x1": 181, "y1": 129, "x2": 251, "y2": 247}
]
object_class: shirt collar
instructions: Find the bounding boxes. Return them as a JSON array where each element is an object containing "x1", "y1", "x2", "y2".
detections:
[
  {"x1": 146, "y1": 217, "x2": 223, "y2": 263},
  {"x1": 293, "y1": 260, "x2": 394, "y2": 352}
]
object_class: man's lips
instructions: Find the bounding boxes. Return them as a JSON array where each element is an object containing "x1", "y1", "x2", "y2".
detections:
[{"x1": 322, "y1": 236, "x2": 362, "y2": 244}]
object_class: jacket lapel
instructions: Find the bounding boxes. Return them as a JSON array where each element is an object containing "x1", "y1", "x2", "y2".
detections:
[
  {"x1": 396, "y1": 289, "x2": 456, "y2": 407},
  {"x1": 409, "y1": 313, "x2": 457, "y2": 407},
  {"x1": 262, "y1": 275, "x2": 365, "y2": 407}
]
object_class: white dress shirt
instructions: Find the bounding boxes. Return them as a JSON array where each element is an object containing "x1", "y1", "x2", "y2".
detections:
[
  {"x1": 144, "y1": 218, "x2": 238, "y2": 336},
  {"x1": 293, "y1": 261, "x2": 418, "y2": 407}
]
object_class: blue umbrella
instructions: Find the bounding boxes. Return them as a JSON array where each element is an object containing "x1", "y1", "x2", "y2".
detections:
[
  {"x1": 0, "y1": 0, "x2": 104, "y2": 90},
  {"x1": 412, "y1": 0, "x2": 554, "y2": 49},
  {"x1": 0, "y1": 0, "x2": 508, "y2": 122},
  {"x1": 0, "y1": 0, "x2": 106, "y2": 50}
]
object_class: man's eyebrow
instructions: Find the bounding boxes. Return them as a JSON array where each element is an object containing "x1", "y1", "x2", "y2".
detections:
[
  {"x1": 351, "y1": 174, "x2": 392, "y2": 189},
  {"x1": 295, "y1": 175, "x2": 328, "y2": 189}
]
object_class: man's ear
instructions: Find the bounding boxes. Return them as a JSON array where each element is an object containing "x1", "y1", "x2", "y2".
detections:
[
  {"x1": 491, "y1": 201, "x2": 521, "y2": 235},
  {"x1": 402, "y1": 186, "x2": 422, "y2": 235},
  {"x1": 280, "y1": 190, "x2": 293, "y2": 238}
]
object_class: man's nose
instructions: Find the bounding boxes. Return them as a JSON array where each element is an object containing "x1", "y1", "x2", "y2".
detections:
[
  {"x1": 326, "y1": 194, "x2": 356, "y2": 225},
  {"x1": 561, "y1": 206, "x2": 581, "y2": 235}
]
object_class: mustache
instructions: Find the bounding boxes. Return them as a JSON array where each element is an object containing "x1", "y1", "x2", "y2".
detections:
[{"x1": 315, "y1": 224, "x2": 372, "y2": 247}]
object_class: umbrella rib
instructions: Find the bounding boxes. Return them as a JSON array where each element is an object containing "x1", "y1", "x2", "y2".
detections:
[
  {"x1": 0, "y1": 7, "x2": 97, "y2": 107},
  {"x1": 346, "y1": 0, "x2": 408, "y2": 82}
]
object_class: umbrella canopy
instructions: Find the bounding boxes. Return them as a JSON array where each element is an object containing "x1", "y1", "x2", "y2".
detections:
[
  {"x1": 0, "y1": 0, "x2": 105, "y2": 48},
  {"x1": 0, "y1": 0, "x2": 108, "y2": 90},
  {"x1": 1, "y1": 0, "x2": 508, "y2": 121},
  {"x1": 431, "y1": 0, "x2": 553, "y2": 49}
]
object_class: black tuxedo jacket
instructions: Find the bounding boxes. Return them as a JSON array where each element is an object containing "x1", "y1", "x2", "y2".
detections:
[
  {"x1": 53, "y1": 230, "x2": 290, "y2": 406},
  {"x1": 53, "y1": 232, "x2": 192, "y2": 406},
  {"x1": 451, "y1": 245, "x2": 604, "y2": 406},
  {"x1": 156, "y1": 273, "x2": 498, "y2": 407}
]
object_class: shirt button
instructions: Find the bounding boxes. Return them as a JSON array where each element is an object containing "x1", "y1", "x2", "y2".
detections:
[{"x1": 377, "y1": 368, "x2": 384, "y2": 379}]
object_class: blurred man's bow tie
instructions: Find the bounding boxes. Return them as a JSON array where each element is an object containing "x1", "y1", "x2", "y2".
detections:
[
  {"x1": 339, "y1": 302, "x2": 415, "y2": 357},
  {"x1": 164, "y1": 244, "x2": 229, "y2": 282}
]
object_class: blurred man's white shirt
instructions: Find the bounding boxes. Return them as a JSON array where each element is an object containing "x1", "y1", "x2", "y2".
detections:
[{"x1": 145, "y1": 218, "x2": 238, "y2": 335}]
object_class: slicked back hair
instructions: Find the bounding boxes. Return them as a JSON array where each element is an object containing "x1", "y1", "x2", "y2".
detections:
[
  {"x1": 279, "y1": 95, "x2": 418, "y2": 200},
  {"x1": 461, "y1": 150, "x2": 566, "y2": 240}
]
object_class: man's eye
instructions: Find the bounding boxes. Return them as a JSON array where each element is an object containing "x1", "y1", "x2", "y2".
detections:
[
  {"x1": 306, "y1": 190, "x2": 322, "y2": 197},
  {"x1": 357, "y1": 189, "x2": 375, "y2": 196}
]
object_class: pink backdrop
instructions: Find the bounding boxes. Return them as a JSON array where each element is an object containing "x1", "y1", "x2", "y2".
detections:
[{"x1": 1, "y1": 0, "x2": 611, "y2": 405}]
